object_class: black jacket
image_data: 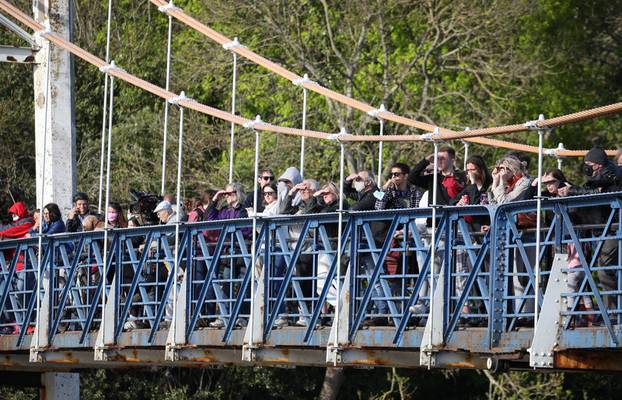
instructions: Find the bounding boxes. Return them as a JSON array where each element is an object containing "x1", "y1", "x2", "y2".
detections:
[
  {"x1": 410, "y1": 159, "x2": 467, "y2": 205},
  {"x1": 66, "y1": 210, "x2": 98, "y2": 233},
  {"x1": 451, "y1": 183, "x2": 491, "y2": 232},
  {"x1": 343, "y1": 180, "x2": 378, "y2": 211}
]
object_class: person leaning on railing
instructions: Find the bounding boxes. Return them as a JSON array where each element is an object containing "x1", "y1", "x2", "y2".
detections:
[
  {"x1": 558, "y1": 147, "x2": 622, "y2": 310},
  {"x1": 487, "y1": 155, "x2": 535, "y2": 327},
  {"x1": 450, "y1": 155, "x2": 492, "y2": 325}
]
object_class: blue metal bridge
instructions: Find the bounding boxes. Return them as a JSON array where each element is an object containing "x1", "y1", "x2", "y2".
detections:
[{"x1": 1, "y1": 192, "x2": 621, "y2": 372}]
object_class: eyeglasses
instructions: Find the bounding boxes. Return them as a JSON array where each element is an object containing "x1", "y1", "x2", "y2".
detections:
[
  {"x1": 390, "y1": 172, "x2": 404, "y2": 177},
  {"x1": 224, "y1": 191, "x2": 236, "y2": 196},
  {"x1": 263, "y1": 191, "x2": 276, "y2": 196},
  {"x1": 261, "y1": 176, "x2": 275, "y2": 181}
]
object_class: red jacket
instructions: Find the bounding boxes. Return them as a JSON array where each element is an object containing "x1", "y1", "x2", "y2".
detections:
[{"x1": 0, "y1": 202, "x2": 34, "y2": 239}]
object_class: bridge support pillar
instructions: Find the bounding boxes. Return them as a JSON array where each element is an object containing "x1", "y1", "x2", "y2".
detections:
[
  {"x1": 165, "y1": 270, "x2": 188, "y2": 361},
  {"x1": 326, "y1": 267, "x2": 352, "y2": 365},
  {"x1": 33, "y1": 0, "x2": 76, "y2": 215},
  {"x1": 94, "y1": 275, "x2": 118, "y2": 361},
  {"x1": 30, "y1": 268, "x2": 51, "y2": 362},
  {"x1": 242, "y1": 268, "x2": 265, "y2": 362},
  {"x1": 420, "y1": 264, "x2": 446, "y2": 367},
  {"x1": 530, "y1": 253, "x2": 567, "y2": 368},
  {"x1": 41, "y1": 372, "x2": 80, "y2": 400}
]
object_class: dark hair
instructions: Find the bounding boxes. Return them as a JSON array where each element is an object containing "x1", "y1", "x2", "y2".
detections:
[
  {"x1": 262, "y1": 182, "x2": 278, "y2": 205},
  {"x1": 43, "y1": 203, "x2": 62, "y2": 222},
  {"x1": 439, "y1": 145, "x2": 456, "y2": 159},
  {"x1": 544, "y1": 168, "x2": 571, "y2": 186},
  {"x1": 73, "y1": 192, "x2": 89, "y2": 203},
  {"x1": 108, "y1": 201, "x2": 128, "y2": 227},
  {"x1": 390, "y1": 162, "x2": 410, "y2": 175},
  {"x1": 465, "y1": 155, "x2": 493, "y2": 190},
  {"x1": 260, "y1": 168, "x2": 274, "y2": 176}
]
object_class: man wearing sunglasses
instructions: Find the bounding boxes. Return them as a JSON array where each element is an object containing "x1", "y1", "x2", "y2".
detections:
[
  {"x1": 375, "y1": 163, "x2": 421, "y2": 210},
  {"x1": 244, "y1": 168, "x2": 276, "y2": 212}
]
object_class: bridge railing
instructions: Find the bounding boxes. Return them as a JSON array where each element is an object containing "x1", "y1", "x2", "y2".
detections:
[{"x1": 1, "y1": 193, "x2": 622, "y2": 362}]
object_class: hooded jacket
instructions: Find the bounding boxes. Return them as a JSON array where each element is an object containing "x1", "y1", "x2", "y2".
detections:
[{"x1": 0, "y1": 202, "x2": 34, "y2": 239}]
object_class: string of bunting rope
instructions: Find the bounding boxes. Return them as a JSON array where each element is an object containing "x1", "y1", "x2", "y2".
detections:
[{"x1": 149, "y1": 0, "x2": 621, "y2": 156}]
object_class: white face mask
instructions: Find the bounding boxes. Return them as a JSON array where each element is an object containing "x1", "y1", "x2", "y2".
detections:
[
  {"x1": 12, "y1": 214, "x2": 19, "y2": 221},
  {"x1": 353, "y1": 180, "x2": 366, "y2": 193}
]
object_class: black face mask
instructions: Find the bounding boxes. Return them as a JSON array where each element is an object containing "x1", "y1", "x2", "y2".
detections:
[{"x1": 582, "y1": 163, "x2": 594, "y2": 177}]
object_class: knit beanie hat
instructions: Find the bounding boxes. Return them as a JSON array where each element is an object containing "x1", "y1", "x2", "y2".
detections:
[{"x1": 585, "y1": 147, "x2": 609, "y2": 165}]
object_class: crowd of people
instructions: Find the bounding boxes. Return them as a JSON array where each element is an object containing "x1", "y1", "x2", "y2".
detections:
[{"x1": 1, "y1": 144, "x2": 622, "y2": 333}]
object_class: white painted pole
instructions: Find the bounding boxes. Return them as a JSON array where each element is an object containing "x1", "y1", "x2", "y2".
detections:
[
  {"x1": 249, "y1": 127, "x2": 260, "y2": 347},
  {"x1": 34, "y1": 40, "x2": 52, "y2": 353},
  {"x1": 171, "y1": 103, "x2": 185, "y2": 345},
  {"x1": 333, "y1": 140, "x2": 345, "y2": 366},
  {"x1": 97, "y1": 0, "x2": 114, "y2": 212},
  {"x1": 160, "y1": 11, "x2": 173, "y2": 195},
  {"x1": 378, "y1": 118, "x2": 385, "y2": 186},
  {"x1": 427, "y1": 131, "x2": 439, "y2": 370},
  {"x1": 228, "y1": 50, "x2": 238, "y2": 184},
  {"x1": 101, "y1": 74, "x2": 115, "y2": 339},
  {"x1": 534, "y1": 114, "x2": 545, "y2": 332},
  {"x1": 299, "y1": 87, "x2": 308, "y2": 178}
]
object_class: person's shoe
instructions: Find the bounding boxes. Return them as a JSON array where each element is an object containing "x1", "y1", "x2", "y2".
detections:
[
  {"x1": 273, "y1": 316, "x2": 289, "y2": 328},
  {"x1": 409, "y1": 302, "x2": 428, "y2": 315},
  {"x1": 159, "y1": 320, "x2": 171, "y2": 329},
  {"x1": 295, "y1": 318, "x2": 308, "y2": 327},
  {"x1": 209, "y1": 318, "x2": 225, "y2": 328},
  {"x1": 197, "y1": 318, "x2": 209, "y2": 328},
  {"x1": 236, "y1": 318, "x2": 248, "y2": 328}
]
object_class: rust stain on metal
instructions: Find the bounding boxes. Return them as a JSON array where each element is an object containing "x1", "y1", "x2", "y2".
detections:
[{"x1": 555, "y1": 350, "x2": 622, "y2": 371}]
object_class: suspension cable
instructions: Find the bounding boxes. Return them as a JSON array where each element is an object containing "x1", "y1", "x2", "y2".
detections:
[
  {"x1": 223, "y1": 38, "x2": 241, "y2": 184},
  {"x1": 160, "y1": 1, "x2": 174, "y2": 195},
  {"x1": 97, "y1": 0, "x2": 114, "y2": 213}
]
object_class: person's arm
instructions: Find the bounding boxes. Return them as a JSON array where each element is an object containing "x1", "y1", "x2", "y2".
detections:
[
  {"x1": 65, "y1": 215, "x2": 80, "y2": 232},
  {"x1": 343, "y1": 177, "x2": 356, "y2": 199},
  {"x1": 496, "y1": 177, "x2": 531, "y2": 203},
  {"x1": 409, "y1": 158, "x2": 433, "y2": 187}
]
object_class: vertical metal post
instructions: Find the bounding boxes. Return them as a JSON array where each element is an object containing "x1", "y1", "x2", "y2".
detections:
[
  {"x1": 427, "y1": 130, "x2": 439, "y2": 369},
  {"x1": 34, "y1": 40, "x2": 52, "y2": 354},
  {"x1": 98, "y1": 0, "x2": 114, "y2": 212},
  {"x1": 228, "y1": 50, "x2": 238, "y2": 183},
  {"x1": 100, "y1": 74, "x2": 115, "y2": 341},
  {"x1": 171, "y1": 103, "x2": 185, "y2": 345},
  {"x1": 160, "y1": 10, "x2": 173, "y2": 195},
  {"x1": 249, "y1": 126, "x2": 261, "y2": 349},
  {"x1": 534, "y1": 114, "x2": 545, "y2": 331},
  {"x1": 334, "y1": 140, "x2": 346, "y2": 366},
  {"x1": 462, "y1": 129, "x2": 470, "y2": 171},
  {"x1": 300, "y1": 87, "x2": 307, "y2": 178},
  {"x1": 377, "y1": 118, "x2": 385, "y2": 186}
]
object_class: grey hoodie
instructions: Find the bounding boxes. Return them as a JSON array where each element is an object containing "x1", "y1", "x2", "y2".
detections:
[{"x1": 277, "y1": 167, "x2": 303, "y2": 214}]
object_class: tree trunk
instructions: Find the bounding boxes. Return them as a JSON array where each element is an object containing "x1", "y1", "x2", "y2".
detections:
[{"x1": 319, "y1": 367, "x2": 345, "y2": 400}]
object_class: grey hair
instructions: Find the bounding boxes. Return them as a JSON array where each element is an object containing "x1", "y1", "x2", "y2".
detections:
[
  {"x1": 225, "y1": 182, "x2": 247, "y2": 206},
  {"x1": 303, "y1": 179, "x2": 320, "y2": 191}
]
